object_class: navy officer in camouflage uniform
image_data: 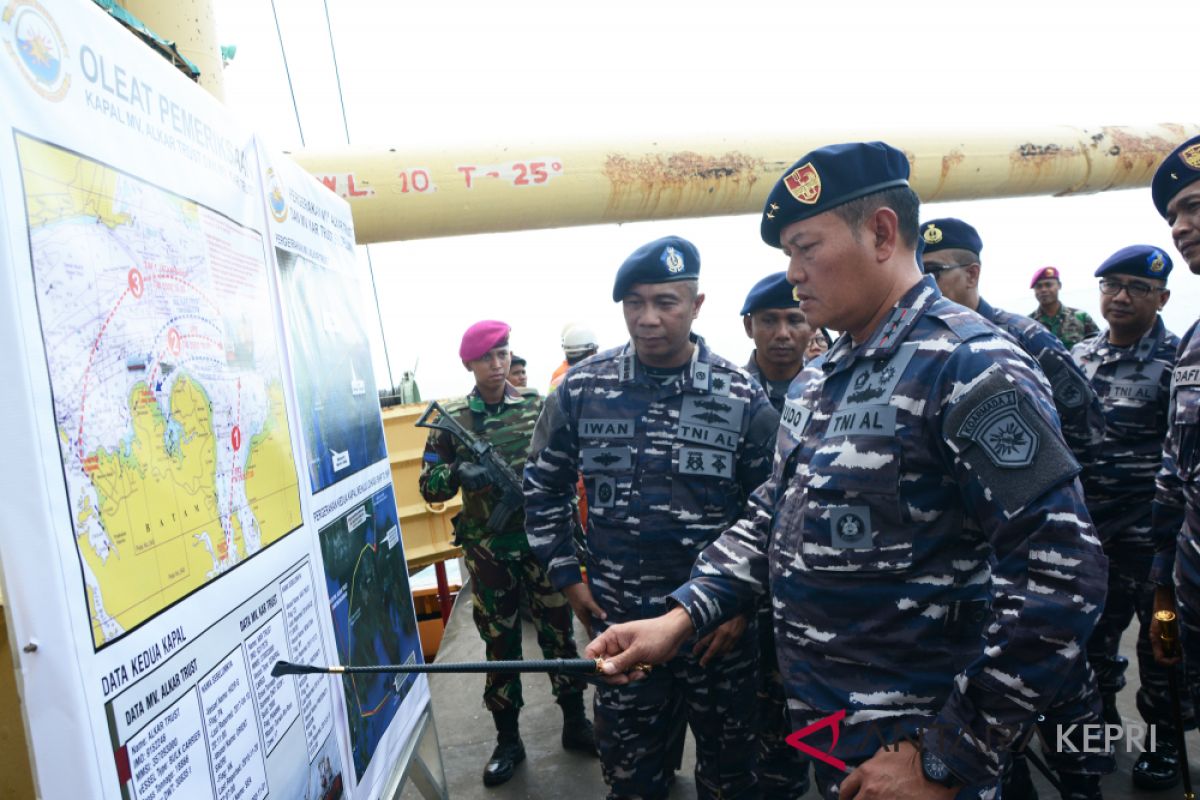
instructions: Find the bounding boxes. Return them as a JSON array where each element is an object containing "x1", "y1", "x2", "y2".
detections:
[
  {"x1": 742, "y1": 271, "x2": 816, "y2": 413},
  {"x1": 1149, "y1": 134, "x2": 1200, "y2": 730},
  {"x1": 418, "y1": 320, "x2": 595, "y2": 787},
  {"x1": 524, "y1": 235, "x2": 779, "y2": 799},
  {"x1": 587, "y1": 142, "x2": 1108, "y2": 799},
  {"x1": 1071, "y1": 244, "x2": 1190, "y2": 790},
  {"x1": 920, "y1": 218, "x2": 1104, "y2": 469},
  {"x1": 922, "y1": 218, "x2": 1112, "y2": 798}
]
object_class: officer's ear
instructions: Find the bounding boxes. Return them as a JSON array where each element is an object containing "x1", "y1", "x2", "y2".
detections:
[
  {"x1": 742, "y1": 314, "x2": 754, "y2": 338},
  {"x1": 1157, "y1": 288, "x2": 1171, "y2": 310},
  {"x1": 965, "y1": 263, "x2": 981, "y2": 289},
  {"x1": 868, "y1": 207, "x2": 899, "y2": 262},
  {"x1": 691, "y1": 292, "x2": 706, "y2": 319}
]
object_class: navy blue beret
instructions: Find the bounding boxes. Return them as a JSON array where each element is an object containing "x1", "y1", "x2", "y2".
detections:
[
  {"x1": 920, "y1": 218, "x2": 982, "y2": 256},
  {"x1": 740, "y1": 272, "x2": 799, "y2": 315},
  {"x1": 612, "y1": 235, "x2": 700, "y2": 301},
  {"x1": 1094, "y1": 244, "x2": 1172, "y2": 283},
  {"x1": 1152, "y1": 134, "x2": 1200, "y2": 219},
  {"x1": 761, "y1": 141, "x2": 911, "y2": 248}
]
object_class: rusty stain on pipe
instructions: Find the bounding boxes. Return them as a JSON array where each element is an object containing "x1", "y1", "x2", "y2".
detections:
[{"x1": 603, "y1": 150, "x2": 765, "y2": 215}]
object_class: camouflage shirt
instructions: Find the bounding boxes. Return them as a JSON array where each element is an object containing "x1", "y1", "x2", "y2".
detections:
[
  {"x1": 1029, "y1": 303, "x2": 1100, "y2": 350},
  {"x1": 978, "y1": 296, "x2": 1104, "y2": 467},
  {"x1": 418, "y1": 383, "x2": 541, "y2": 556},
  {"x1": 523, "y1": 335, "x2": 779, "y2": 624},
  {"x1": 1151, "y1": 319, "x2": 1200, "y2": 585},
  {"x1": 1072, "y1": 317, "x2": 1179, "y2": 542},
  {"x1": 671, "y1": 277, "x2": 1107, "y2": 789},
  {"x1": 743, "y1": 351, "x2": 795, "y2": 413}
]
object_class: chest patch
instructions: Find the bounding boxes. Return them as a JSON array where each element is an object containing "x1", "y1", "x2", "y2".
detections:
[
  {"x1": 680, "y1": 395, "x2": 746, "y2": 433},
  {"x1": 579, "y1": 418, "x2": 635, "y2": 438},
  {"x1": 581, "y1": 446, "x2": 634, "y2": 471},
  {"x1": 837, "y1": 343, "x2": 917, "y2": 410},
  {"x1": 677, "y1": 446, "x2": 734, "y2": 479},
  {"x1": 824, "y1": 405, "x2": 896, "y2": 438},
  {"x1": 780, "y1": 398, "x2": 811, "y2": 437},
  {"x1": 676, "y1": 422, "x2": 740, "y2": 452}
]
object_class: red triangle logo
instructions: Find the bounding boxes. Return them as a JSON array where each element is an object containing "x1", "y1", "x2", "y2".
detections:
[{"x1": 784, "y1": 709, "x2": 848, "y2": 772}]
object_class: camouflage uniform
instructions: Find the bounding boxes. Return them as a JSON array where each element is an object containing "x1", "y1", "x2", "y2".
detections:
[
  {"x1": 418, "y1": 383, "x2": 584, "y2": 713},
  {"x1": 525, "y1": 335, "x2": 779, "y2": 800},
  {"x1": 1152, "y1": 319, "x2": 1200, "y2": 714},
  {"x1": 979, "y1": 297, "x2": 1103, "y2": 466},
  {"x1": 743, "y1": 353, "x2": 813, "y2": 798},
  {"x1": 1030, "y1": 303, "x2": 1100, "y2": 350},
  {"x1": 671, "y1": 278, "x2": 1108, "y2": 798},
  {"x1": 1072, "y1": 317, "x2": 1193, "y2": 730},
  {"x1": 978, "y1": 297, "x2": 1112, "y2": 796}
]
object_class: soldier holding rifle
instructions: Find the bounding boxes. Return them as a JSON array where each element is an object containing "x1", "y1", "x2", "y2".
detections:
[{"x1": 417, "y1": 320, "x2": 596, "y2": 787}]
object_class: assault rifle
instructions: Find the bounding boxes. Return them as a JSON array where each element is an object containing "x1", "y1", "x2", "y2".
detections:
[{"x1": 416, "y1": 400, "x2": 524, "y2": 533}]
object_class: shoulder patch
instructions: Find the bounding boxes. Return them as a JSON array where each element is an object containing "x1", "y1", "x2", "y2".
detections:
[
  {"x1": 945, "y1": 368, "x2": 1079, "y2": 514},
  {"x1": 1040, "y1": 355, "x2": 1090, "y2": 409},
  {"x1": 955, "y1": 389, "x2": 1039, "y2": 467}
]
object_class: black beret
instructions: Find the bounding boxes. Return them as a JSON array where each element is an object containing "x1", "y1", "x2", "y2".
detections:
[
  {"x1": 920, "y1": 218, "x2": 982, "y2": 256},
  {"x1": 740, "y1": 272, "x2": 799, "y2": 315},
  {"x1": 1094, "y1": 244, "x2": 1172, "y2": 283},
  {"x1": 612, "y1": 235, "x2": 700, "y2": 302},
  {"x1": 761, "y1": 141, "x2": 910, "y2": 248},
  {"x1": 1152, "y1": 134, "x2": 1200, "y2": 219}
]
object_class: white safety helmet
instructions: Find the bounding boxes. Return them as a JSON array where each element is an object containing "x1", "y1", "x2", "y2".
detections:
[{"x1": 561, "y1": 324, "x2": 598, "y2": 358}]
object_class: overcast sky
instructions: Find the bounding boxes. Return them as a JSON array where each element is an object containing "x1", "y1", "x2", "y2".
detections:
[{"x1": 214, "y1": 0, "x2": 1199, "y2": 398}]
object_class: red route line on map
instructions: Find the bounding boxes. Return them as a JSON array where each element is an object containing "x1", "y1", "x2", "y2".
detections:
[{"x1": 77, "y1": 287, "x2": 131, "y2": 461}]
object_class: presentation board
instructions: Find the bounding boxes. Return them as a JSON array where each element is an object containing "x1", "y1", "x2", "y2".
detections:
[{"x1": 0, "y1": 2, "x2": 428, "y2": 797}]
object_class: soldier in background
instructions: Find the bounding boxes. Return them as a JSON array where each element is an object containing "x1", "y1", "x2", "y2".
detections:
[
  {"x1": 805, "y1": 326, "x2": 833, "y2": 363},
  {"x1": 525, "y1": 236, "x2": 779, "y2": 800},
  {"x1": 1030, "y1": 266, "x2": 1100, "y2": 349},
  {"x1": 921, "y1": 217, "x2": 1104, "y2": 469},
  {"x1": 739, "y1": 271, "x2": 814, "y2": 798},
  {"x1": 1071, "y1": 244, "x2": 1190, "y2": 791},
  {"x1": 418, "y1": 320, "x2": 596, "y2": 787},
  {"x1": 586, "y1": 143, "x2": 1107, "y2": 800},
  {"x1": 1149, "y1": 133, "x2": 1200, "y2": 727},
  {"x1": 507, "y1": 353, "x2": 529, "y2": 388},
  {"x1": 741, "y1": 271, "x2": 813, "y2": 413},
  {"x1": 923, "y1": 218, "x2": 1112, "y2": 798}
]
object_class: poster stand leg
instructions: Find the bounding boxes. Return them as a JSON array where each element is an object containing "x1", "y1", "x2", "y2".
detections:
[{"x1": 383, "y1": 699, "x2": 448, "y2": 800}]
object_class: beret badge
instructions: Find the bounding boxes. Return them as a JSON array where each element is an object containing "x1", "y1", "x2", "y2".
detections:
[
  {"x1": 784, "y1": 163, "x2": 822, "y2": 205},
  {"x1": 922, "y1": 224, "x2": 943, "y2": 245},
  {"x1": 1149, "y1": 251, "x2": 1165, "y2": 273},
  {"x1": 792, "y1": 285, "x2": 802, "y2": 302},
  {"x1": 1182, "y1": 143, "x2": 1200, "y2": 171},
  {"x1": 662, "y1": 246, "x2": 684, "y2": 273}
]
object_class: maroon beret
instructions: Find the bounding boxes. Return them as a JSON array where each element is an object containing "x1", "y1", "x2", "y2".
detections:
[
  {"x1": 1029, "y1": 266, "x2": 1061, "y2": 288},
  {"x1": 460, "y1": 320, "x2": 511, "y2": 361}
]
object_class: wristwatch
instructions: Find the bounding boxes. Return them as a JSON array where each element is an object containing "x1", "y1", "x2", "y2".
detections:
[{"x1": 920, "y1": 748, "x2": 961, "y2": 788}]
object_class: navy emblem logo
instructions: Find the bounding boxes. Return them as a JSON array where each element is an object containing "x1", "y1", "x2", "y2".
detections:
[
  {"x1": 1148, "y1": 250, "x2": 1165, "y2": 273},
  {"x1": 594, "y1": 476, "x2": 616, "y2": 508},
  {"x1": 957, "y1": 390, "x2": 1040, "y2": 468},
  {"x1": 830, "y1": 507, "x2": 872, "y2": 549},
  {"x1": 922, "y1": 224, "x2": 943, "y2": 245},
  {"x1": 3, "y1": 0, "x2": 70, "y2": 101},
  {"x1": 1182, "y1": 143, "x2": 1200, "y2": 171},
  {"x1": 662, "y1": 246, "x2": 684, "y2": 273}
]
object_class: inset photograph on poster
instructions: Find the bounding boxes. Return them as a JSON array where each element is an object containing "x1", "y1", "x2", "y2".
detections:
[
  {"x1": 317, "y1": 484, "x2": 421, "y2": 780},
  {"x1": 275, "y1": 247, "x2": 387, "y2": 494},
  {"x1": 16, "y1": 133, "x2": 304, "y2": 650}
]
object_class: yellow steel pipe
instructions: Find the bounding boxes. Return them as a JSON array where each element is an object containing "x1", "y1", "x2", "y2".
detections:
[
  {"x1": 289, "y1": 123, "x2": 1200, "y2": 244},
  {"x1": 118, "y1": 0, "x2": 225, "y2": 100}
]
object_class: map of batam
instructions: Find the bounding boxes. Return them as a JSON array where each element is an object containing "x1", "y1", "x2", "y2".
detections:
[{"x1": 18, "y1": 134, "x2": 304, "y2": 649}]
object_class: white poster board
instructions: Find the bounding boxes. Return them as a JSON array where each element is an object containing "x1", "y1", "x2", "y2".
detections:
[{"x1": 0, "y1": 1, "x2": 428, "y2": 797}]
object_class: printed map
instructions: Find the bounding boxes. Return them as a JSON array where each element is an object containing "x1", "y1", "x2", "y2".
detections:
[{"x1": 18, "y1": 134, "x2": 303, "y2": 648}]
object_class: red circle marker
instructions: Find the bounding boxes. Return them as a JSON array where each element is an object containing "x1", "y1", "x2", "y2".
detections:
[
  {"x1": 231, "y1": 426, "x2": 241, "y2": 451},
  {"x1": 128, "y1": 268, "x2": 144, "y2": 298},
  {"x1": 551, "y1": 162, "x2": 562, "y2": 171},
  {"x1": 167, "y1": 328, "x2": 182, "y2": 356}
]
